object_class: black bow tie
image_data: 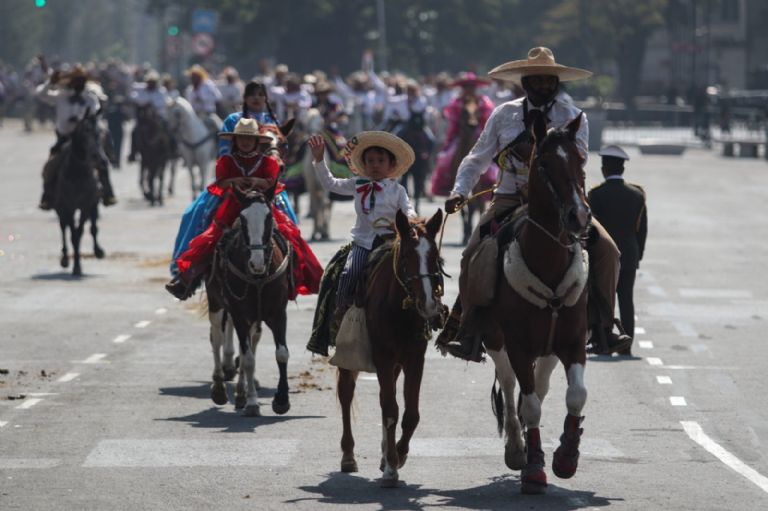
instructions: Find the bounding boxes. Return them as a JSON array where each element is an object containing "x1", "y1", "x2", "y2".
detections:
[{"x1": 69, "y1": 94, "x2": 85, "y2": 106}]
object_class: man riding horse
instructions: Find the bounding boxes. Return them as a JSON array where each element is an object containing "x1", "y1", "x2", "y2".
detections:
[
  {"x1": 437, "y1": 47, "x2": 631, "y2": 361},
  {"x1": 36, "y1": 64, "x2": 117, "y2": 210},
  {"x1": 128, "y1": 70, "x2": 172, "y2": 163}
]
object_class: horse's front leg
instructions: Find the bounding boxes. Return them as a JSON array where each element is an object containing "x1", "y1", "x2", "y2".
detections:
[
  {"x1": 59, "y1": 215, "x2": 70, "y2": 268},
  {"x1": 241, "y1": 321, "x2": 263, "y2": 417},
  {"x1": 396, "y1": 350, "x2": 426, "y2": 470},
  {"x1": 71, "y1": 210, "x2": 86, "y2": 276},
  {"x1": 552, "y1": 344, "x2": 588, "y2": 480},
  {"x1": 208, "y1": 308, "x2": 228, "y2": 405},
  {"x1": 487, "y1": 346, "x2": 525, "y2": 470},
  {"x1": 158, "y1": 163, "x2": 165, "y2": 206},
  {"x1": 377, "y1": 361, "x2": 401, "y2": 487},
  {"x1": 511, "y1": 353, "x2": 547, "y2": 494},
  {"x1": 230, "y1": 315, "x2": 253, "y2": 413},
  {"x1": 265, "y1": 306, "x2": 290, "y2": 415},
  {"x1": 89, "y1": 206, "x2": 105, "y2": 259},
  {"x1": 167, "y1": 157, "x2": 176, "y2": 196},
  {"x1": 338, "y1": 368, "x2": 359, "y2": 472},
  {"x1": 533, "y1": 354, "x2": 559, "y2": 404},
  {"x1": 221, "y1": 313, "x2": 237, "y2": 381}
]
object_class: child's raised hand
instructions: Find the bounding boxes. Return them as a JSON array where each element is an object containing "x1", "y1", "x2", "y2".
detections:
[{"x1": 307, "y1": 135, "x2": 325, "y2": 162}]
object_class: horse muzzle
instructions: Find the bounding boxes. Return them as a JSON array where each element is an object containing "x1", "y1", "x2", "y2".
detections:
[{"x1": 566, "y1": 204, "x2": 591, "y2": 236}]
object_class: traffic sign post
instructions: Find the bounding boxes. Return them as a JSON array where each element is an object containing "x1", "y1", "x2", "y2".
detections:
[
  {"x1": 191, "y1": 33, "x2": 215, "y2": 57},
  {"x1": 191, "y1": 9, "x2": 218, "y2": 34}
]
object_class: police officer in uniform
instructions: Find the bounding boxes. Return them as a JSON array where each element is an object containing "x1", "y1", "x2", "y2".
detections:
[{"x1": 588, "y1": 145, "x2": 647, "y2": 355}]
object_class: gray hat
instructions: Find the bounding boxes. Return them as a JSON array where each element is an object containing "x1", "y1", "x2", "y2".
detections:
[{"x1": 598, "y1": 145, "x2": 630, "y2": 160}]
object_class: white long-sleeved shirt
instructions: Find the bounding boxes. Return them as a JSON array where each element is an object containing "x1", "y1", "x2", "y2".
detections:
[
  {"x1": 312, "y1": 159, "x2": 415, "y2": 249},
  {"x1": 36, "y1": 82, "x2": 101, "y2": 136},
  {"x1": 381, "y1": 95, "x2": 428, "y2": 127},
  {"x1": 131, "y1": 84, "x2": 170, "y2": 118},
  {"x1": 451, "y1": 96, "x2": 588, "y2": 198},
  {"x1": 185, "y1": 79, "x2": 221, "y2": 114}
]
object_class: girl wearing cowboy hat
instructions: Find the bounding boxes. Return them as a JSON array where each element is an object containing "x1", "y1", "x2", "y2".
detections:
[
  {"x1": 307, "y1": 131, "x2": 416, "y2": 322},
  {"x1": 166, "y1": 118, "x2": 323, "y2": 300}
]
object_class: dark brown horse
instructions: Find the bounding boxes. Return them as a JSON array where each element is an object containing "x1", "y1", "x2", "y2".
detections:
[
  {"x1": 337, "y1": 209, "x2": 445, "y2": 487},
  {"x1": 205, "y1": 187, "x2": 292, "y2": 417},
  {"x1": 476, "y1": 113, "x2": 592, "y2": 494},
  {"x1": 135, "y1": 105, "x2": 171, "y2": 206}
]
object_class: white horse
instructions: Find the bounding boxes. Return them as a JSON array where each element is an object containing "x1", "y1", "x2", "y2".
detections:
[{"x1": 166, "y1": 96, "x2": 218, "y2": 199}]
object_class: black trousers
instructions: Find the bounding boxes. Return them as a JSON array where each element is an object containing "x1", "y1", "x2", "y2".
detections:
[{"x1": 616, "y1": 268, "x2": 637, "y2": 338}]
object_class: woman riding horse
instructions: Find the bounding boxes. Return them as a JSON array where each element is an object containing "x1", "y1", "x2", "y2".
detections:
[{"x1": 166, "y1": 118, "x2": 322, "y2": 300}]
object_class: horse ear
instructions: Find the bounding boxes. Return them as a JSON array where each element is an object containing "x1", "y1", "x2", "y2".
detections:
[
  {"x1": 395, "y1": 209, "x2": 411, "y2": 239},
  {"x1": 280, "y1": 118, "x2": 296, "y2": 137},
  {"x1": 566, "y1": 112, "x2": 583, "y2": 140},
  {"x1": 425, "y1": 209, "x2": 443, "y2": 239}
]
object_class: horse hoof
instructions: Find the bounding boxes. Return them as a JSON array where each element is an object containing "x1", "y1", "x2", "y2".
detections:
[
  {"x1": 521, "y1": 466, "x2": 548, "y2": 494},
  {"x1": 340, "y1": 458, "x2": 358, "y2": 473},
  {"x1": 72, "y1": 266, "x2": 83, "y2": 277},
  {"x1": 379, "y1": 476, "x2": 399, "y2": 488},
  {"x1": 243, "y1": 404, "x2": 261, "y2": 417},
  {"x1": 234, "y1": 395, "x2": 246, "y2": 410},
  {"x1": 520, "y1": 480, "x2": 547, "y2": 495},
  {"x1": 210, "y1": 383, "x2": 228, "y2": 405},
  {"x1": 93, "y1": 247, "x2": 105, "y2": 259},
  {"x1": 271, "y1": 399, "x2": 290, "y2": 415},
  {"x1": 60, "y1": 255, "x2": 69, "y2": 268},
  {"x1": 552, "y1": 448, "x2": 579, "y2": 479},
  {"x1": 222, "y1": 367, "x2": 236, "y2": 382},
  {"x1": 505, "y1": 446, "x2": 526, "y2": 471},
  {"x1": 379, "y1": 457, "x2": 386, "y2": 472}
]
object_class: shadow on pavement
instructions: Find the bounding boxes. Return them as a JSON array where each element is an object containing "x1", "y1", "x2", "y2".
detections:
[
  {"x1": 158, "y1": 407, "x2": 324, "y2": 433},
  {"x1": 289, "y1": 473, "x2": 618, "y2": 509},
  {"x1": 158, "y1": 382, "x2": 211, "y2": 399},
  {"x1": 30, "y1": 271, "x2": 100, "y2": 281}
]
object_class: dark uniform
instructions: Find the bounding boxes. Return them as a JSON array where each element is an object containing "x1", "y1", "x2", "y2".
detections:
[{"x1": 588, "y1": 174, "x2": 647, "y2": 342}]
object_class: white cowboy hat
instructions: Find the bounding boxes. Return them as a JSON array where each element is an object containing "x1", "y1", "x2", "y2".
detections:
[
  {"x1": 598, "y1": 145, "x2": 630, "y2": 160},
  {"x1": 488, "y1": 47, "x2": 593, "y2": 83},
  {"x1": 345, "y1": 131, "x2": 415, "y2": 179},
  {"x1": 218, "y1": 118, "x2": 272, "y2": 141}
]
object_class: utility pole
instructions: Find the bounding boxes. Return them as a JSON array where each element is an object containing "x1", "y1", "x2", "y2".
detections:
[{"x1": 376, "y1": 0, "x2": 388, "y2": 71}]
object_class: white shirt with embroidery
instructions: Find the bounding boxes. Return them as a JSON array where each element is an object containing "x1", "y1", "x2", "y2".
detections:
[
  {"x1": 312, "y1": 159, "x2": 415, "y2": 250},
  {"x1": 36, "y1": 82, "x2": 101, "y2": 136},
  {"x1": 451, "y1": 96, "x2": 589, "y2": 198}
]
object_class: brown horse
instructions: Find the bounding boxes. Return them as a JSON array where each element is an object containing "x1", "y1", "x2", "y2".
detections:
[
  {"x1": 476, "y1": 113, "x2": 592, "y2": 494},
  {"x1": 337, "y1": 209, "x2": 445, "y2": 487}
]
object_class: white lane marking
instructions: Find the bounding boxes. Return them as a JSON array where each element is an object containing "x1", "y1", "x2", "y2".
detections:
[
  {"x1": 670, "y1": 396, "x2": 687, "y2": 406},
  {"x1": 16, "y1": 398, "x2": 43, "y2": 410},
  {"x1": 360, "y1": 375, "x2": 378, "y2": 381},
  {"x1": 29, "y1": 393, "x2": 57, "y2": 397},
  {"x1": 638, "y1": 340, "x2": 654, "y2": 349},
  {"x1": 155, "y1": 308, "x2": 167, "y2": 315},
  {"x1": 647, "y1": 286, "x2": 668, "y2": 297},
  {"x1": 83, "y1": 353, "x2": 107, "y2": 364},
  {"x1": 0, "y1": 458, "x2": 61, "y2": 469},
  {"x1": 647, "y1": 357, "x2": 664, "y2": 366},
  {"x1": 113, "y1": 334, "x2": 131, "y2": 344},
  {"x1": 410, "y1": 437, "x2": 624, "y2": 458},
  {"x1": 634, "y1": 327, "x2": 646, "y2": 335},
  {"x1": 57, "y1": 372, "x2": 80, "y2": 383},
  {"x1": 0, "y1": 421, "x2": 8, "y2": 428},
  {"x1": 657, "y1": 376, "x2": 673, "y2": 385},
  {"x1": 672, "y1": 321, "x2": 697, "y2": 337},
  {"x1": 681, "y1": 421, "x2": 768, "y2": 494},
  {"x1": 134, "y1": 320, "x2": 151, "y2": 328},
  {"x1": 679, "y1": 288, "x2": 753, "y2": 299},
  {"x1": 83, "y1": 438, "x2": 299, "y2": 467}
]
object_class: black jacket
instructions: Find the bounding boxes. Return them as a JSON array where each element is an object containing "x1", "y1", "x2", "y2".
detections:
[{"x1": 588, "y1": 178, "x2": 647, "y2": 270}]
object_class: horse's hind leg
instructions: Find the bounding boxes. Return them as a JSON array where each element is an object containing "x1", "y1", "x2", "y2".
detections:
[
  {"x1": 208, "y1": 308, "x2": 229, "y2": 405},
  {"x1": 71, "y1": 210, "x2": 86, "y2": 276},
  {"x1": 265, "y1": 307, "x2": 290, "y2": 415},
  {"x1": 90, "y1": 207, "x2": 105, "y2": 259},
  {"x1": 377, "y1": 361, "x2": 400, "y2": 487},
  {"x1": 487, "y1": 347, "x2": 525, "y2": 470},
  {"x1": 167, "y1": 158, "x2": 175, "y2": 196},
  {"x1": 396, "y1": 354, "x2": 426, "y2": 470},
  {"x1": 552, "y1": 359, "x2": 587, "y2": 480},
  {"x1": 221, "y1": 313, "x2": 237, "y2": 382},
  {"x1": 231, "y1": 315, "x2": 254, "y2": 413},
  {"x1": 338, "y1": 368, "x2": 359, "y2": 472}
]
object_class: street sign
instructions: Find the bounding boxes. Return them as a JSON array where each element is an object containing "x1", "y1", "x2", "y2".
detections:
[
  {"x1": 191, "y1": 9, "x2": 218, "y2": 34},
  {"x1": 166, "y1": 36, "x2": 181, "y2": 58},
  {"x1": 191, "y1": 33, "x2": 214, "y2": 57}
]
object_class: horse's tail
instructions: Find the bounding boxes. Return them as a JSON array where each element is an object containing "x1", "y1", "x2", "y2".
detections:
[{"x1": 490, "y1": 375, "x2": 505, "y2": 437}]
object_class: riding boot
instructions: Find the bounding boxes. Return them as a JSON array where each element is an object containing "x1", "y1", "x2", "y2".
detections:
[
  {"x1": 165, "y1": 264, "x2": 206, "y2": 301},
  {"x1": 97, "y1": 157, "x2": 117, "y2": 206},
  {"x1": 435, "y1": 298, "x2": 485, "y2": 362}
]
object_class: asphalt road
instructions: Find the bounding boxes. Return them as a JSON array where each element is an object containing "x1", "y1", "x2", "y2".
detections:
[{"x1": 1, "y1": 119, "x2": 768, "y2": 510}]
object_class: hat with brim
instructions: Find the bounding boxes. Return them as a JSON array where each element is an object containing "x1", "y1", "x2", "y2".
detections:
[
  {"x1": 218, "y1": 118, "x2": 272, "y2": 142},
  {"x1": 314, "y1": 80, "x2": 334, "y2": 94},
  {"x1": 145, "y1": 70, "x2": 160, "y2": 82},
  {"x1": 184, "y1": 64, "x2": 209, "y2": 81},
  {"x1": 451, "y1": 71, "x2": 491, "y2": 88},
  {"x1": 598, "y1": 144, "x2": 630, "y2": 160},
  {"x1": 346, "y1": 131, "x2": 415, "y2": 179},
  {"x1": 488, "y1": 47, "x2": 592, "y2": 83}
]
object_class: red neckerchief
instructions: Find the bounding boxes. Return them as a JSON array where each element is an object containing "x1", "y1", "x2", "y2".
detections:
[{"x1": 355, "y1": 179, "x2": 383, "y2": 214}]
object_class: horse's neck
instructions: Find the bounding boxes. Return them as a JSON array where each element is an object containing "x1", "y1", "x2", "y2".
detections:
[
  {"x1": 180, "y1": 108, "x2": 207, "y2": 139},
  {"x1": 521, "y1": 195, "x2": 572, "y2": 288}
]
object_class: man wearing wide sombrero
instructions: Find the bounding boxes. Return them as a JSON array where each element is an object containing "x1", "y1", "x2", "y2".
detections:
[
  {"x1": 36, "y1": 63, "x2": 117, "y2": 209},
  {"x1": 438, "y1": 47, "x2": 628, "y2": 360},
  {"x1": 184, "y1": 64, "x2": 222, "y2": 137}
]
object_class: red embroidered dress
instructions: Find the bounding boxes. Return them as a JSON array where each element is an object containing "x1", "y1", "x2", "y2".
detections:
[{"x1": 175, "y1": 152, "x2": 322, "y2": 299}]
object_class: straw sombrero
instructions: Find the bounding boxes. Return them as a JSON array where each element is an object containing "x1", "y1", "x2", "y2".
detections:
[
  {"x1": 345, "y1": 131, "x2": 415, "y2": 179},
  {"x1": 218, "y1": 118, "x2": 272, "y2": 141},
  {"x1": 184, "y1": 64, "x2": 209, "y2": 80},
  {"x1": 488, "y1": 47, "x2": 592, "y2": 83}
]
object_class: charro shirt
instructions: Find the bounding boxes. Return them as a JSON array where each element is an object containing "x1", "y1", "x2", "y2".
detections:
[
  {"x1": 36, "y1": 82, "x2": 102, "y2": 136},
  {"x1": 312, "y1": 159, "x2": 416, "y2": 250},
  {"x1": 185, "y1": 79, "x2": 221, "y2": 114},
  {"x1": 130, "y1": 84, "x2": 170, "y2": 118},
  {"x1": 451, "y1": 96, "x2": 589, "y2": 198}
]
